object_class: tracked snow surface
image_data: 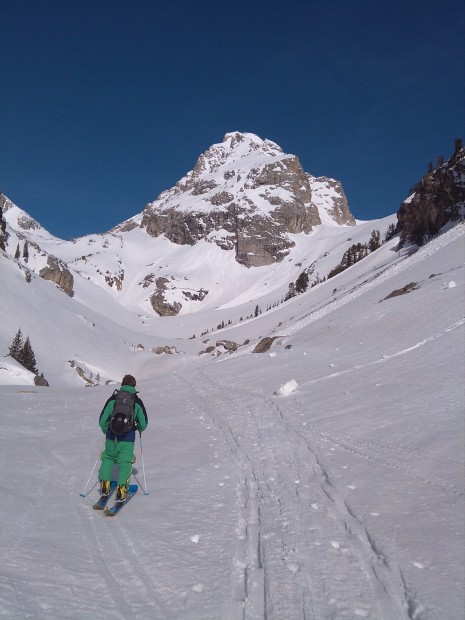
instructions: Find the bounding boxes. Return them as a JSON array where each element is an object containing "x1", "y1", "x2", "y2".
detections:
[{"x1": 0, "y1": 222, "x2": 464, "y2": 619}]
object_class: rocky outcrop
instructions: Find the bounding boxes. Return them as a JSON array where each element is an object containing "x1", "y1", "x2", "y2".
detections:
[
  {"x1": 149, "y1": 276, "x2": 209, "y2": 316},
  {"x1": 252, "y1": 336, "x2": 281, "y2": 353},
  {"x1": 104, "y1": 271, "x2": 124, "y2": 291},
  {"x1": 0, "y1": 202, "x2": 6, "y2": 251},
  {"x1": 216, "y1": 339, "x2": 238, "y2": 351},
  {"x1": 39, "y1": 256, "x2": 74, "y2": 296},
  {"x1": 0, "y1": 193, "x2": 14, "y2": 251},
  {"x1": 150, "y1": 277, "x2": 182, "y2": 316},
  {"x1": 140, "y1": 132, "x2": 326, "y2": 267},
  {"x1": 381, "y1": 282, "x2": 418, "y2": 301},
  {"x1": 198, "y1": 339, "x2": 239, "y2": 356},
  {"x1": 34, "y1": 373, "x2": 49, "y2": 387},
  {"x1": 308, "y1": 176, "x2": 356, "y2": 225},
  {"x1": 397, "y1": 143, "x2": 465, "y2": 246},
  {"x1": 152, "y1": 345, "x2": 178, "y2": 354}
]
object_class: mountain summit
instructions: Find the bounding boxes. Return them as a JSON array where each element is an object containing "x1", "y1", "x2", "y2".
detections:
[
  {"x1": 1, "y1": 132, "x2": 357, "y2": 318},
  {"x1": 138, "y1": 132, "x2": 355, "y2": 267}
]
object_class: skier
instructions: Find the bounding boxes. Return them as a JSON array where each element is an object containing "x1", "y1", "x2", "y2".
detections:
[{"x1": 98, "y1": 374, "x2": 148, "y2": 503}]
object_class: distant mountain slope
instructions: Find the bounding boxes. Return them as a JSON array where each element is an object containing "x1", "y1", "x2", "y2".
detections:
[
  {"x1": 1, "y1": 134, "x2": 464, "y2": 387},
  {"x1": 1, "y1": 132, "x2": 356, "y2": 317}
]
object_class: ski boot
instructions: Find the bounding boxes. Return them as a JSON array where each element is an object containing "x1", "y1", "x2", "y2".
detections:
[
  {"x1": 116, "y1": 484, "x2": 128, "y2": 504},
  {"x1": 100, "y1": 480, "x2": 111, "y2": 498}
]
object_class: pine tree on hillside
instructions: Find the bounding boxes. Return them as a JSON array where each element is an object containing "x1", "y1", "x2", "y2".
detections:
[
  {"x1": 19, "y1": 336, "x2": 38, "y2": 374},
  {"x1": 368, "y1": 229, "x2": 381, "y2": 252},
  {"x1": 295, "y1": 270, "x2": 309, "y2": 294},
  {"x1": 9, "y1": 328, "x2": 24, "y2": 360},
  {"x1": 384, "y1": 223, "x2": 397, "y2": 242}
]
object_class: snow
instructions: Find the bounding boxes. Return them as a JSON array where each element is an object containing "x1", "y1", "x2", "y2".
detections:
[
  {"x1": 275, "y1": 379, "x2": 298, "y2": 396},
  {"x1": 0, "y1": 218, "x2": 464, "y2": 618}
]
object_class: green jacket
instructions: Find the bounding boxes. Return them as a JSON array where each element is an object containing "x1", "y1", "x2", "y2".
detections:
[{"x1": 99, "y1": 385, "x2": 148, "y2": 442}]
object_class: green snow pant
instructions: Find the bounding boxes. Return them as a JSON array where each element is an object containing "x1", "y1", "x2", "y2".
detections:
[{"x1": 98, "y1": 439, "x2": 135, "y2": 486}]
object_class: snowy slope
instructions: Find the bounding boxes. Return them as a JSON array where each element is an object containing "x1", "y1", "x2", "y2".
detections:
[
  {"x1": 0, "y1": 223, "x2": 464, "y2": 619},
  {"x1": 1, "y1": 199, "x2": 398, "y2": 386}
]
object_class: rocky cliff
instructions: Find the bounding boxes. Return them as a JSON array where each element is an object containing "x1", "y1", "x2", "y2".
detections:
[
  {"x1": 140, "y1": 132, "x2": 352, "y2": 267},
  {"x1": 307, "y1": 176, "x2": 355, "y2": 226},
  {"x1": 397, "y1": 142, "x2": 465, "y2": 246}
]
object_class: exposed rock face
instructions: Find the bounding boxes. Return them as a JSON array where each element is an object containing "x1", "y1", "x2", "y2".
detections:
[
  {"x1": 216, "y1": 340, "x2": 238, "y2": 351},
  {"x1": 253, "y1": 336, "x2": 281, "y2": 353},
  {"x1": 149, "y1": 276, "x2": 209, "y2": 316},
  {"x1": 34, "y1": 374, "x2": 50, "y2": 387},
  {"x1": 152, "y1": 345, "x2": 178, "y2": 354},
  {"x1": 308, "y1": 176, "x2": 356, "y2": 225},
  {"x1": 0, "y1": 205, "x2": 6, "y2": 251},
  {"x1": 397, "y1": 144, "x2": 465, "y2": 246},
  {"x1": 39, "y1": 256, "x2": 74, "y2": 296},
  {"x1": 104, "y1": 271, "x2": 124, "y2": 291},
  {"x1": 381, "y1": 282, "x2": 418, "y2": 301},
  {"x1": 141, "y1": 132, "x2": 324, "y2": 267},
  {"x1": 150, "y1": 277, "x2": 182, "y2": 316},
  {"x1": 0, "y1": 193, "x2": 12, "y2": 250}
]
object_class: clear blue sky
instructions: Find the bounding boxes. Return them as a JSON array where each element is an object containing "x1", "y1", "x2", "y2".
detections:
[{"x1": 1, "y1": 0, "x2": 463, "y2": 239}]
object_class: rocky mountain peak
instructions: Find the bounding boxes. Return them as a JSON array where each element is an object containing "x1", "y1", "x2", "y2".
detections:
[
  {"x1": 1, "y1": 133, "x2": 356, "y2": 318},
  {"x1": 192, "y1": 132, "x2": 284, "y2": 176},
  {"x1": 140, "y1": 132, "x2": 353, "y2": 268}
]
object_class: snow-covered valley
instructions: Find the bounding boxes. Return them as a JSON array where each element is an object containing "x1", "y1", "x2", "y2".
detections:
[{"x1": 1, "y1": 221, "x2": 464, "y2": 619}]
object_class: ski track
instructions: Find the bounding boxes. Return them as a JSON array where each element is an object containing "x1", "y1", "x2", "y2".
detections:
[
  {"x1": 178, "y1": 369, "x2": 416, "y2": 619},
  {"x1": 75, "y1": 502, "x2": 171, "y2": 619},
  {"x1": 290, "y1": 400, "x2": 464, "y2": 498}
]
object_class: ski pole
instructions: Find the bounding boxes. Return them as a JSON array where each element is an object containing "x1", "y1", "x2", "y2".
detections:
[
  {"x1": 139, "y1": 431, "x2": 149, "y2": 495},
  {"x1": 79, "y1": 449, "x2": 102, "y2": 497}
]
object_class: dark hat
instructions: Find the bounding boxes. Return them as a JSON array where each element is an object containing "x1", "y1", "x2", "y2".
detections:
[{"x1": 121, "y1": 374, "x2": 136, "y2": 387}]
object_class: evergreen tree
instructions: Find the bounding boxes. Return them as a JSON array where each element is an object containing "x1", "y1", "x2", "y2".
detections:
[
  {"x1": 295, "y1": 271, "x2": 309, "y2": 294},
  {"x1": 9, "y1": 328, "x2": 24, "y2": 360},
  {"x1": 19, "y1": 336, "x2": 38, "y2": 374},
  {"x1": 368, "y1": 230, "x2": 381, "y2": 252},
  {"x1": 284, "y1": 283, "x2": 295, "y2": 301},
  {"x1": 384, "y1": 223, "x2": 397, "y2": 242}
]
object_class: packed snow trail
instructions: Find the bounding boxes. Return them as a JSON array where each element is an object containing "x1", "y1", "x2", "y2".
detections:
[
  {"x1": 177, "y1": 369, "x2": 414, "y2": 619},
  {"x1": 0, "y1": 372, "x2": 421, "y2": 620}
]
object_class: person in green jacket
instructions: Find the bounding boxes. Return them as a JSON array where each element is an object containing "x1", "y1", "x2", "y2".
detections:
[{"x1": 98, "y1": 374, "x2": 148, "y2": 503}]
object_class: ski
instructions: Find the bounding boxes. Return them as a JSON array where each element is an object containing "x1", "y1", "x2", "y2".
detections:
[
  {"x1": 103, "y1": 484, "x2": 138, "y2": 517},
  {"x1": 92, "y1": 481, "x2": 117, "y2": 510}
]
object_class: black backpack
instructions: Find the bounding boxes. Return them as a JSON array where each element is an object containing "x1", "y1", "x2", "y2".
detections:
[{"x1": 109, "y1": 389, "x2": 136, "y2": 435}]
